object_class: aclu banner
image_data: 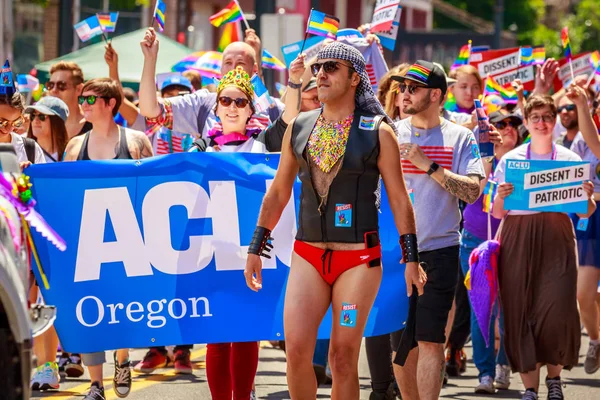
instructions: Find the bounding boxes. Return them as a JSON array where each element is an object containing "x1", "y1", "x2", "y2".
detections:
[
  {"x1": 504, "y1": 159, "x2": 590, "y2": 213},
  {"x1": 27, "y1": 153, "x2": 408, "y2": 354}
]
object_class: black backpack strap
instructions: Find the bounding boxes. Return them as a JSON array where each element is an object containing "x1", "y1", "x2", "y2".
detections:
[{"x1": 23, "y1": 137, "x2": 37, "y2": 164}]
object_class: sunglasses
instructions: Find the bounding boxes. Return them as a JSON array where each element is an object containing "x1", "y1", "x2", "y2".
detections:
[
  {"x1": 399, "y1": 83, "x2": 429, "y2": 95},
  {"x1": 494, "y1": 120, "x2": 520, "y2": 130},
  {"x1": 557, "y1": 104, "x2": 576, "y2": 113},
  {"x1": 310, "y1": 61, "x2": 355, "y2": 76},
  {"x1": 78, "y1": 95, "x2": 110, "y2": 105},
  {"x1": 45, "y1": 80, "x2": 70, "y2": 91},
  {"x1": 528, "y1": 114, "x2": 555, "y2": 124},
  {"x1": 218, "y1": 96, "x2": 250, "y2": 108},
  {"x1": 30, "y1": 113, "x2": 47, "y2": 122},
  {"x1": 0, "y1": 115, "x2": 25, "y2": 130}
]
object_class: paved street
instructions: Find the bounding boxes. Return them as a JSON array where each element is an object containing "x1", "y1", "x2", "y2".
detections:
[{"x1": 32, "y1": 336, "x2": 599, "y2": 399}]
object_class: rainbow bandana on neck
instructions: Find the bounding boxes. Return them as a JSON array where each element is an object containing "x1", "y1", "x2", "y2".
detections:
[
  {"x1": 217, "y1": 66, "x2": 254, "y2": 99},
  {"x1": 405, "y1": 64, "x2": 432, "y2": 85}
]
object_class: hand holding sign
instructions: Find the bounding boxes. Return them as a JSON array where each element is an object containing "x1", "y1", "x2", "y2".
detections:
[
  {"x1": 244, "y1": 254, "x2": 263, "y2": 292},
  {"x1": 497, "y1": 182, "x2": 514, "y2": 200},
  {"x1": 583, "y1": 180, "x2": 594, "y2": 199}
]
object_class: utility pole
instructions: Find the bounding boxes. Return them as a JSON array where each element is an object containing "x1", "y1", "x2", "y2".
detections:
[{"x1": 494, "y1": 0, "x2": 504, "y2": 49}]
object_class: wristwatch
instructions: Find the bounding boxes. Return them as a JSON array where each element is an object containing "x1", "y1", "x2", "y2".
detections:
[
  {"x1": 426, "y1": 162, "x2": 440, "y2": 176},
  {"x1": 287, "y1": 79, "x2": 302, "y2": 89}
]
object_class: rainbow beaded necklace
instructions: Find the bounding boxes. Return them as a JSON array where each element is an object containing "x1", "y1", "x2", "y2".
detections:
[{"x1": 308, "y1": 113, "x2": 354, "y2": 173}]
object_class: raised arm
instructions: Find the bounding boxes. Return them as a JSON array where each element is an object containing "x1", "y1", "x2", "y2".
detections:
[
  {"x1": 281, "y1": 54, "x2": 306, "y2": 124},
  {"x1": 105, "y1": 43, "x2": 142, "y2": 126},
  {"x1": 566, "y1": 84, "x2": 600, "y2": 157},
  {"x1": 139, "y1": 28, "x2": 162, "y2": 119}
]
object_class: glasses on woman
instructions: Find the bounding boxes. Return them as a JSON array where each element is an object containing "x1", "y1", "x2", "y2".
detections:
[
  {"x1": 45, "y1": 80, "x2": 71, "y2": 91},
  {"x1": 493, "y1": 121, "x2": 519, "y2": 130},
  {"x1": 398, "y1": 83, "x2": 428, "y2": 95},
  {"x1": 30, "y1": 113, "x2": 47, "y2": 122},
  {"x1": 78, "y1": 95, "x2": 110, "y2": 105},
  {"x1": 310, "y1": 61, "x2": 355, "y2": 76},
  {"x1": 528, "y1": 114, "x2": 555, "y2": 124},
  {"x1": 0, "y1": 115, "x2": 25, "y2": 130},
  {"x1": 218, "y1": 96, "x2": 249, "y2": 108}
]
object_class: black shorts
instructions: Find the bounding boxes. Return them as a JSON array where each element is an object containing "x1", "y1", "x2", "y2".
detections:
[{"x1": 392, "y1": 245, "x2": 459, "y2": 364}]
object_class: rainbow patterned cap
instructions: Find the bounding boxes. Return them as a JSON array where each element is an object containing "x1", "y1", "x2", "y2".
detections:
[
  {"x1": 392, "y1": 60, "x2": 447, "y2": 95},
  {"x1": 217, "y1": 66, "x2": 254, "y2": 99}
]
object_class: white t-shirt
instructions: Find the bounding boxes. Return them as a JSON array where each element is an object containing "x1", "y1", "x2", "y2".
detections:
[
  {"x1": 493, "y1": 143, "x2": 582, "y2": 215},
  {"x1": 205, "y1": 138, "x2": 267, "y2": 153},
  {"x1": 10, "y1": 133, "x2": 46, "y2": 164}
]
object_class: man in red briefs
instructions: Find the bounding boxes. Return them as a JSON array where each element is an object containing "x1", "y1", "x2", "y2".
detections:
[{"x1": 244, "y1": 42, "x2": 425, "y2": 399}]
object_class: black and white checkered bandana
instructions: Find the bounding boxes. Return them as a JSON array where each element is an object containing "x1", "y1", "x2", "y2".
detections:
[{"x1": 316, "y1": 42, "x2": 397, "y2": 135}]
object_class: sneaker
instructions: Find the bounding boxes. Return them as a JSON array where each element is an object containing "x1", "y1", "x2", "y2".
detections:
[
  {"x1": 113, "y1": 353, "x2": 132, "y2": 398},
  {"x1": 494, "y1": 364, "x2": 511, "y2": 390},
  {"x1": 174, "y1": 349, "x2": 193, "y2": 374},
  {"x1": 584, "y1": 341, "x2": 600, "y2": 374},
  {"x1": 545, "y1": 376, "x2": 564, "y2": 400},
  {"x1": 475, "y1": 375, "x2": 496, "y2": 394},
  {"x1": 57, "y1": 353, "x2": 69, "y2": 377},
  {"x1": 31, "y1": 362, "x2": 60, "y2": 391},
  {"x1": 84, "y1": 382, "x2": 106, "y2": 400},
  {"x1": 521, "y1": 390, "x2": 538, "y2": 400},
  {"x1": 445, "y1": 348, "x2": 466, "y2": 377},
  {"x1": 133, "y1": 348, "x2": 169, "y2": 373},
  {"x1": 368, "y1": 381, "x2": 397, "y2": 400},
  {"x1": 65, "y1": 353, "x2": 85, "y2": 378}
]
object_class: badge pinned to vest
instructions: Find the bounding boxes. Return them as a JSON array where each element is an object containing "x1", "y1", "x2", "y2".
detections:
[
  {"x1": 335, "y1": 204, "x2": 352, "y2": 228},
  {"x1": 577, "y1": 218, "x2": 589, "y2": 231},
  {"x1": 470, "y1": 138, "x2": 481, "y2": 159},
  {"x1": 359, "y1": 116, "x2": 376, "y2": 131}
]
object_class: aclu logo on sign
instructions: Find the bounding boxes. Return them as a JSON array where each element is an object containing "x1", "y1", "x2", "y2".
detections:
[{"x1": 507, "y1": 161, "x2": 530, "y2": 170}]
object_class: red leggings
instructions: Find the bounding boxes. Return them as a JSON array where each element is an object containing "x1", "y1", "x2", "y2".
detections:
[{"x1": 206, "y1": 342, "x2": 259, "y2": 400}]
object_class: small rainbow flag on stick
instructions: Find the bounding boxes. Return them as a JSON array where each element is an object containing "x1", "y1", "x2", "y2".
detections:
[
  {"x1": 451, "y1": 41, "x2": 471, "y2": 71},
  {"x1": 482, "y1": 180, "x2": 498, "y2": 213},
  {"x1": 306, "y1": 9, "x2": 340, "y2": 39},
  {"x1": 97, "y1": 12, "x2": 119, "y2": 33},
  {"x1": 218, "y1": 21, "x2": 242, "y2": 52},
  {"x1": 561, "y1": 26, "x2": 575, "y2": 82},
  {"x1": 262, "y1": 49, "x2": 286, "y2": 70},
  {"x1": 521, "y1": 47, "x2": 545, "y2": 66},
  {"x1": 153, "y1": 0, "x2": 166, "y2": 32},
  {"x1": 210, "y1": 1, "x2": 244, "y2": 28},
  {"x1": 484, "y1": 75, "x2": 518, "y2": 104}
]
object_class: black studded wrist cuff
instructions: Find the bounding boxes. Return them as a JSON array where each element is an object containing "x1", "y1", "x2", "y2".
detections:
[
  {"x1": 248, "y1": 226, "x2": 274, "y2": 258},
  {"x1": 399, "y1": 234, "x2": 419, "y2": 263}
]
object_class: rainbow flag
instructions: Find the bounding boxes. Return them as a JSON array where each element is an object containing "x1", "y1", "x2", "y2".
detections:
[
  {"x1": 444, "y1": 91, "x2": 459, "y2": 112},
  {"x1": 523, "y1": 134, "x2": 531, "y2": 144},
  {"x1": 262, "y1": 49, "x2": 286, "y2": 70},
  {"x1": 590, "y1": 51, "x2": 600, "y2": 76},
  {"x1": 307, "y1": 9, "x2": 340, "y2": 39},
  {"x1": 97, "y1": 12, "x2": 119, "y2": 33},
  {"x1": 520, "y1": 47, "x2": 538, "y2": 66},
  {"x1": 484, "y1": 76, "x2": 518, "y2": 104},
  {"x1": 210, "y1": 1, "x2": 243, "y2": 28},
  {"x1": 217, "y1": 21, "x2": 242, "y2": 52},
  {"x1": 482, "y1": 180, "x2": 498, "y2": 213},
  {"x1": 451, "y1": 41, "x2": 471, "y2": 71},
  {"x1": 532, "y1": 47, "x2": 545, "y2": 64},
  {"x1": 561, "y1": 27, "x2": 572, "y2": 61},
  {"x1": 153, "y1": 0, "x2": 166, "y2": 32}
]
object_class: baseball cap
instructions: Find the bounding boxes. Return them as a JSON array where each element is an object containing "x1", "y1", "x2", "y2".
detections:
[
  {"x1": 391, "y1": 60, "x2": 448, "y2": 96},
  {"x1": 303, "y1": 77, "x2": 317, "y2": 92},
  {"x1": 433, "y1": 62, "x2": 457, "y2": 85},
  {"x1": 159, "y1": 74, "x2": 193, "y2": 92},
  {"x1": 489, "y1": 111, "x2": 522, "y2": 125},
  {"x1": 25, "y1": 96, "x2": 69, "y2": 122}
]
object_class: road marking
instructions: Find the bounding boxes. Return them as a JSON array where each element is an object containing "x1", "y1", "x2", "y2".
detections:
[{"x1": 39, "y1": 347, "x2": 207, "y2": 400}]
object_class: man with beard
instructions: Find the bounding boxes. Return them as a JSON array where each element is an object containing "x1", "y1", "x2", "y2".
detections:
[
  {"x1": 390, "y1": 61, "x2": 488, "y2": 400},
  {"x1": 555, "y1": 96, "x2": 580, "y2": 149}
]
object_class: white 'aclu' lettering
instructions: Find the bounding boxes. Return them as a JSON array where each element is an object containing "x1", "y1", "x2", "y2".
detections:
[
  {"x1": 76, "y1": 295, "x2": 213, "y2": 329},
  {"x1": 74, "y1": 180, "x2": 297, "y2": 282}
]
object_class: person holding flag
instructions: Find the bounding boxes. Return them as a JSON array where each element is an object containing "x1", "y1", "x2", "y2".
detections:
[{"x1": 244, "y1": 41, "x2": 420, "y2": 399}]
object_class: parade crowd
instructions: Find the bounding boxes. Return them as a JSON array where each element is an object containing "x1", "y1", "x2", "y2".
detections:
[{"x1": 1, "y1": 11, "x2": 600, "y2": 400}]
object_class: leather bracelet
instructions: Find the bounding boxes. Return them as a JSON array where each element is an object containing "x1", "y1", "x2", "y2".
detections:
[
  {"x1": 399, "y1": 234, "x2": 419, "y2": 263},
  {"x1": 287, "y1": 79, "x2": 302, "y2": 89},
  {"x1": 248, "y1": 226, "x2": 274, "y2": 259}
]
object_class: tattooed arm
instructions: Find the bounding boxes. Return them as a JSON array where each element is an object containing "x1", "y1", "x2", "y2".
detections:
[
  {"x1": 431, "y1": 169, "x2": 482, "y2": 204},
  {"x1": 128, "y1": 131, "x2": 154, "y2": 159}
]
